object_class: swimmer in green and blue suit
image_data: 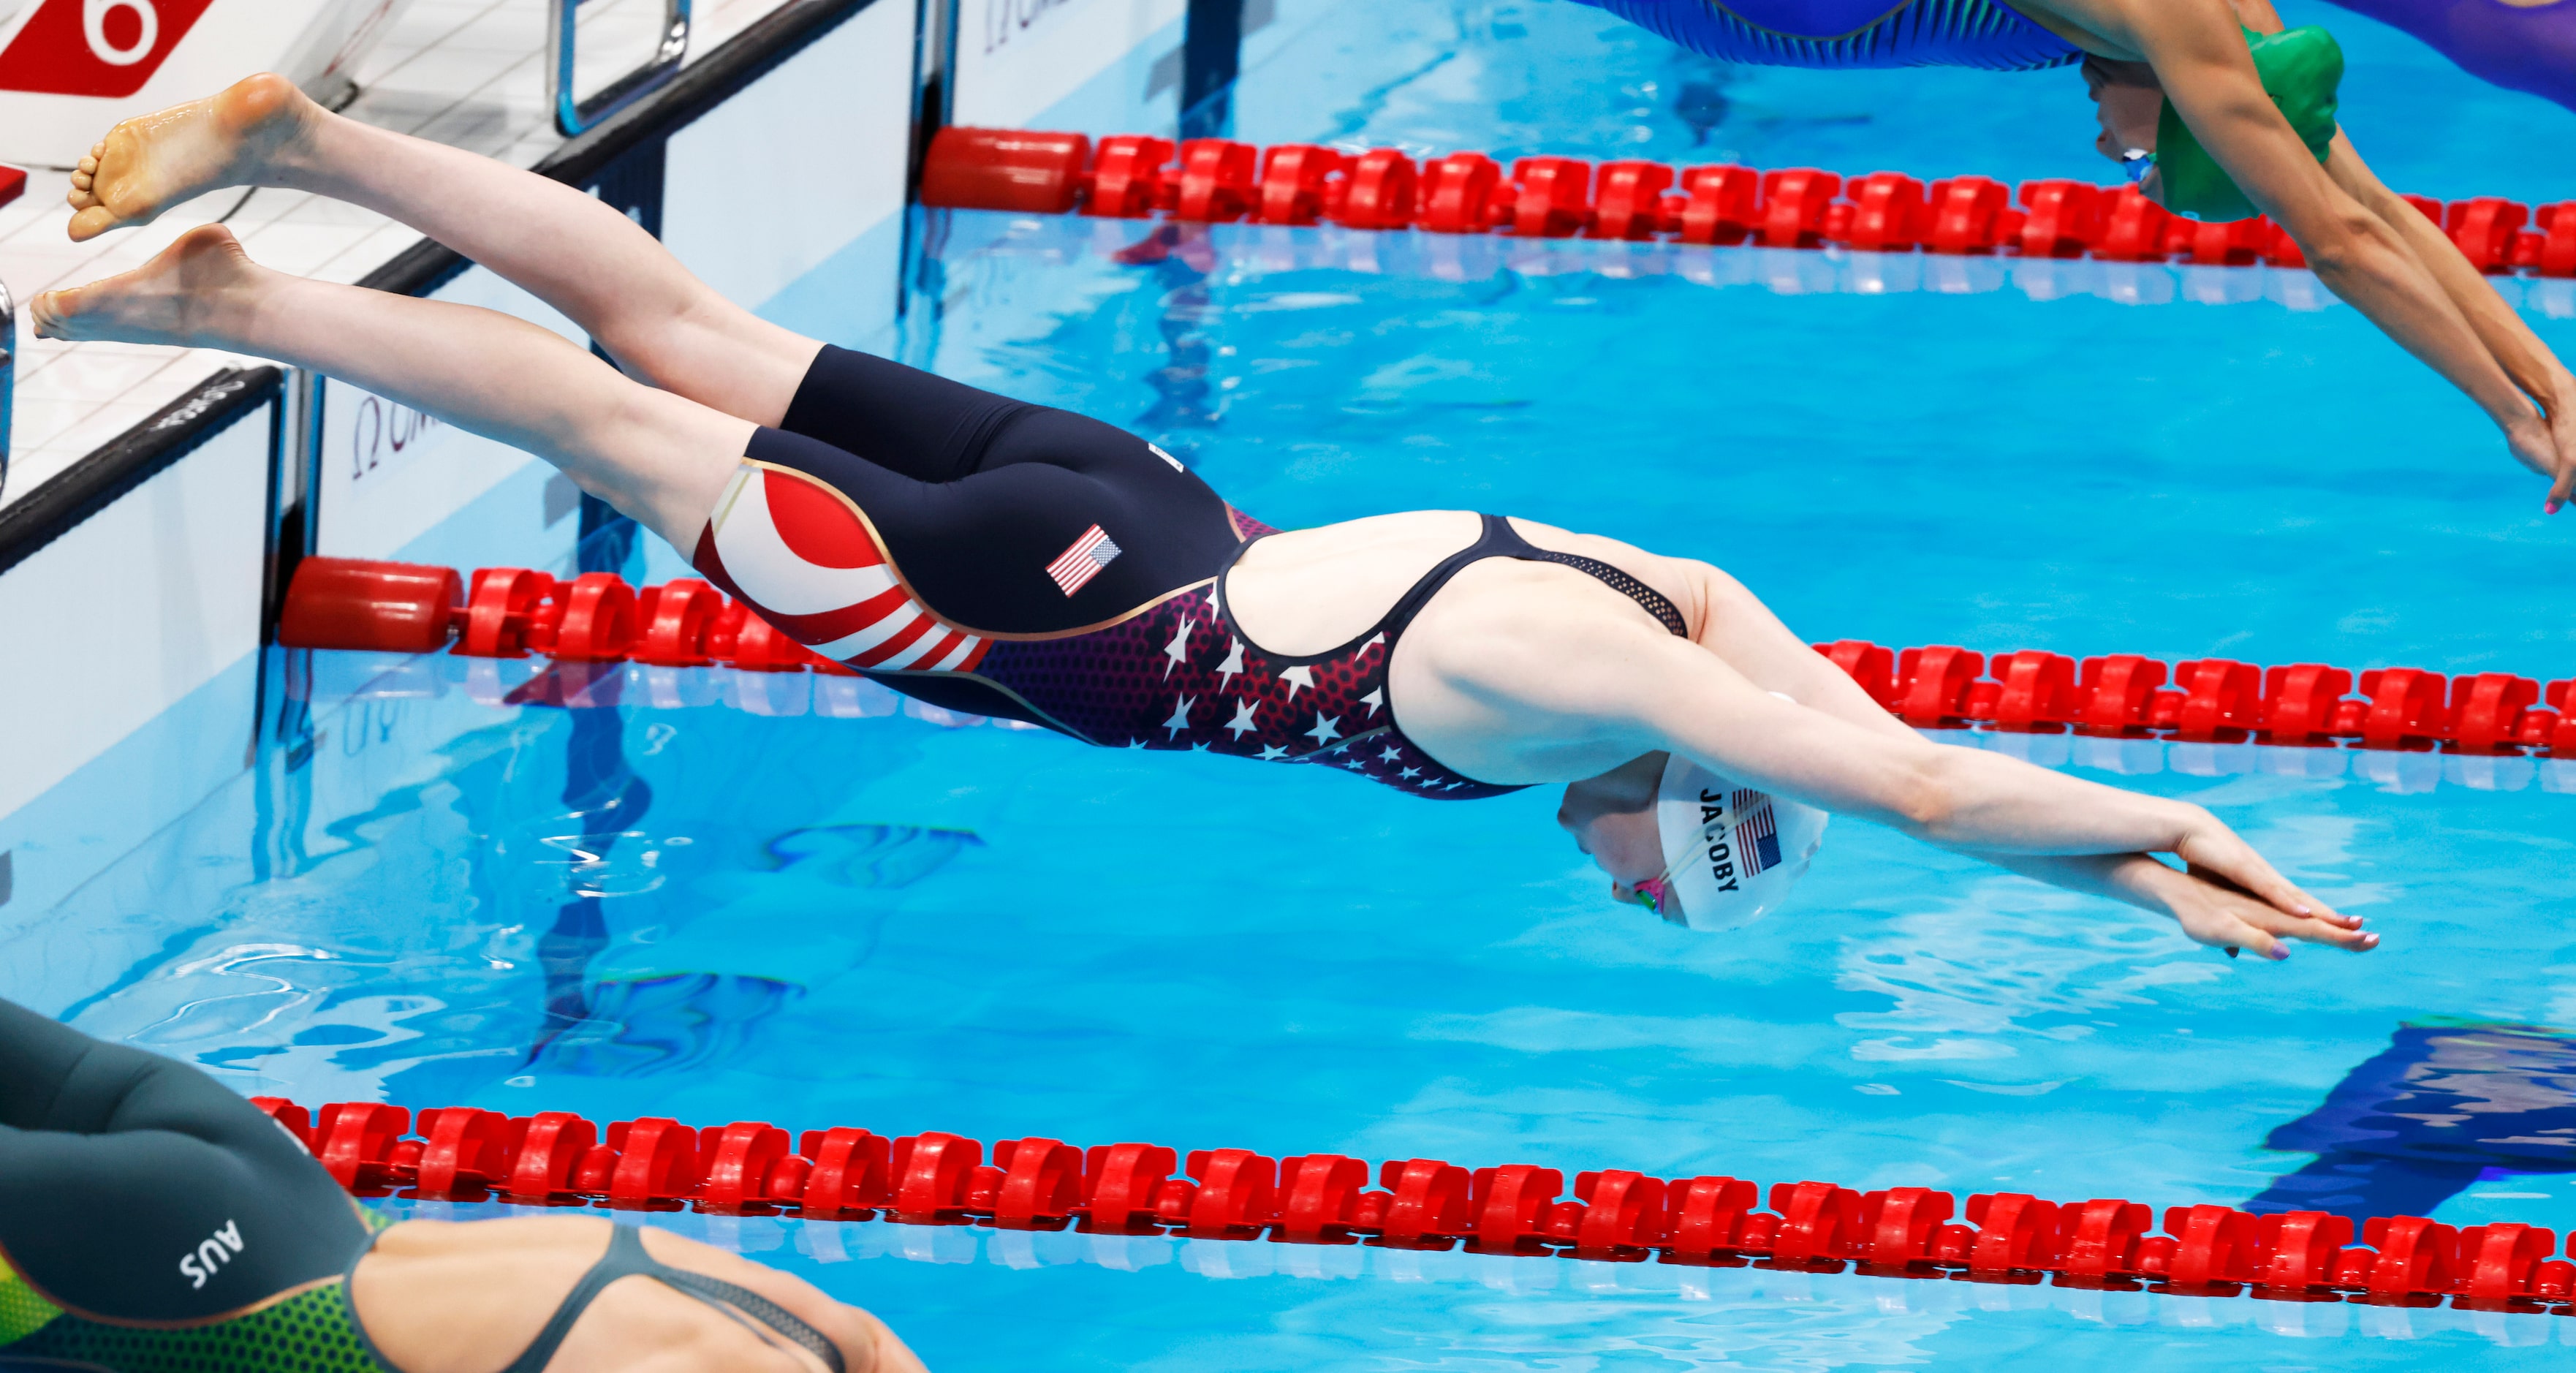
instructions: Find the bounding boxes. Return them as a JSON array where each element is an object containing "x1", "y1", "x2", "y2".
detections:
[
  {"x1": 0, "y1": 996, "x2": 927, "y2": 1372},
  {"x1": 1575, "y1": 0, "x2": 2576, "y2": 511}
]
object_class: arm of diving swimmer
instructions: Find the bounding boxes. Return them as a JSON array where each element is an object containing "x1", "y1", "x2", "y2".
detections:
[
  {"x1": 1652, "y1": 567, "x2": 2371, "y2": 954},
  {"x1": 2042, "y1": 0, "x2": 2561, "y2": 485},
  {"x1": 2319, "y1": 135, "x2": 2576, "y2": 503},
  {"x1": 1537, "y1": 627, "x2": 2368, "y2": 943},
  {"x1": 1580, "y1": 632, "x2": 2164, "y2": 852},
  {"x1": 1966, "y1": 850, "x2": 2374, "y2": 958}
]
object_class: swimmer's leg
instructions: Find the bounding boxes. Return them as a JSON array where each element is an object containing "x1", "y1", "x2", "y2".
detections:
[
  {"x1": 67, "y1": 75, "x2": 817, "y2": 427},
  {"x1": 32, "y1": 225, "x2": 744, "y2": 552}
]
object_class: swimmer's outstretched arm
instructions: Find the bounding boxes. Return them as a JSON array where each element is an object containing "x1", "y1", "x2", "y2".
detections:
[
  {"x1": 1644, "y1": 557, "x2": 2374, "y2": 958},
  {"x1": 1424, "y1": 594, "x2": 2372, "y2": 959},
  {"x1": 61, "y1": 75, "x2": 823, "y2": 430},
  {"x1": 2028, "y1": 0, "x2": 2574, "y2": 503},
  {"x1": 30, "y1": 226, "x2": 738, "y2": 552},
  {"x1": 2312, "y1": 133, "x2": 2576, "y2": 507}
]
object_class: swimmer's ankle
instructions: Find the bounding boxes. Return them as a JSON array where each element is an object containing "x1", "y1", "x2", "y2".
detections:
[{"x1": 216, "y1": 73, "x2": 329, "y2": 186}]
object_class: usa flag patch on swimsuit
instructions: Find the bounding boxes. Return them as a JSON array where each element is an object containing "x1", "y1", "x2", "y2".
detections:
[{"x1": 1046, "y1": 524, "x2": 1122, "y2": 596}]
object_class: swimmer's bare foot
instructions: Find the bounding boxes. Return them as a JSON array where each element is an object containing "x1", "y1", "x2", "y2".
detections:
[
  {"x1": 32, "y1": 224, "x2": 263, "y2": 349},
  {"x1": 67, "y1": 73, "x2": 317, "y2": 243}
]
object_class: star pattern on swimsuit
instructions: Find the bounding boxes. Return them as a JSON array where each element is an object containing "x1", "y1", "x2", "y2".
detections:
[{"x1": 969, "y1": 583, "x2": 1522, "y2": 801}]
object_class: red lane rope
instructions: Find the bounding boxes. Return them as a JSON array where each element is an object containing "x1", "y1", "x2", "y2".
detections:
[
  {"x1": 250, "y1": 1094, "x2": 2575, "y2": 1308},
  {"x1": 276, "y1": 559, "x2": 2576, "y2": 761},
  {"x1": 916, "y1": 127, "x2": 2576, "y2": 278},
  {"x1": 1810, "y1": 640, "x2": 2571, "y2": 757}
]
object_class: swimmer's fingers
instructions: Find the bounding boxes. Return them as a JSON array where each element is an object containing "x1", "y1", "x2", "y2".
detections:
[
  {"x1": 2170, "y1": 819, "x2": 2342, "y2": 925},
  {"x1": 2170, "y1": 866, "x2": 2378, "y2": 958},
  {"x1": 2507, "y1": 417, "x2": 2558, "y2": 491},
  {"x1": 2545, "y1": 398, "x2": 2576, "y2": 513}
]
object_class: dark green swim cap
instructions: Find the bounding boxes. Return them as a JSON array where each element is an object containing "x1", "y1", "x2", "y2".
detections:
[{"x1": 2153, "y1": 25, "x2": 2344, "y2": 223}]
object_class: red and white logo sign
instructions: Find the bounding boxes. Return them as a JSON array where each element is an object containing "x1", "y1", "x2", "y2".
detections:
[{"x1": 0, "y1": 0, "x2": 221, "y2": 98}]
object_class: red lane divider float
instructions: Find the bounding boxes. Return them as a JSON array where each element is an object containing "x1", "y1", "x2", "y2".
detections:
[
  {"x1": 917, "y1": 126, "x2": 2576, "y2": 279},
  {"x1": 251, "y1": 1094, "x2": 2576, "y2": 1309},
  {"x1": 279, "y1": 557, "x2": 847, "y2": 676},
  {"x1": 277, "y1": 558, "x2": 2576, "y2": 760},
  {"x1": 1811, "y1": 640, "x2": 2575, "y2": 758}
]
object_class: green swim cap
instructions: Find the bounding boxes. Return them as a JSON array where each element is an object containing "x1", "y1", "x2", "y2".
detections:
[{"x1": 2153, "y1": 25, "x2": 2344, "y2": 223}]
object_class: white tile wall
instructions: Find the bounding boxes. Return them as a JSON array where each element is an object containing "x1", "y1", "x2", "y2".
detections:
[{"x1": 1, "y1": 0, "x2": 798, "y2": 512}]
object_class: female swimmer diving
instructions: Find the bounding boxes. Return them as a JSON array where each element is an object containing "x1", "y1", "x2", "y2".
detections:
[
  {"x1": 1566, "y1": 0, "x2": 2576, "y2": 510},
  {"x1": 37, "y1": 77, "x2": 2381, "y2": 957},
  {"x1": 0, "y1": 998, "x2": 926, "y2": 1373}
]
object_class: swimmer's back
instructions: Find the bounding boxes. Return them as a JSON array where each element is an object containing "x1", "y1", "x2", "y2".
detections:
[
  {"x1": 350, "y1": 1217, "x2": 899, "y2": 1373},
  {"x1": 1229, "y1": 511, "x2": 1699, "y2": 654}
]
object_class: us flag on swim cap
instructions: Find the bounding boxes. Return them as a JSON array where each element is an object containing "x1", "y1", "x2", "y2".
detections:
[
  {"x1": 1046, "y1": 524, "x2": 1122, "y2": 596},
  {"x1": 1732, "y1": 788, "x2": 1782, "y2": 876}
]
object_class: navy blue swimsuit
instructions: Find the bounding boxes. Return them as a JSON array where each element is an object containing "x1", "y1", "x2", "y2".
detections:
[
  {"x1": 694, "y1": 349, "x2": 1687, "y2": 801},
  {"x1": 1572, "y1": 0, "x2": 2080, "y2": 69}
]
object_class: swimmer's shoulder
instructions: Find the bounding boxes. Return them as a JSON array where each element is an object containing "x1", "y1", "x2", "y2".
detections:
[{"x1": 1502, "y1": 517, "x2": 1711, "y2": 596}]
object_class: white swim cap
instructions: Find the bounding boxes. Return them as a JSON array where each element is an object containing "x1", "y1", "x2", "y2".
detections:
[{"x1": 1651, "y1": 753, "x2": 1828, "y2": 932}]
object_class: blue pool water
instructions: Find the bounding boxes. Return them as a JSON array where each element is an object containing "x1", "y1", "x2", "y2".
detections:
[{"x1": 10, "y1": 0, "x2": 2576, "y2": 1366}]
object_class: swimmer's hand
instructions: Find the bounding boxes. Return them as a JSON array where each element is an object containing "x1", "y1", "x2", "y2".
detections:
[
  {"x1": 2121, "y1": 845, "x2": 2376, "y2": 961},
  {"x1": 2507, "y1": 414, "x2": 2572, "y2": 515},
  {"x1": 2535, "y1": 374, "x2": 2576, "y2": 515}
]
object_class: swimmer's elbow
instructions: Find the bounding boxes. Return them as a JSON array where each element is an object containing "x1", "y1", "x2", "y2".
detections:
[
  {"x1": 2288, "y1": 209, "x2": 2390, "y2": 278},
  {"x1": 1885, "y1": 751, "x2": 1959, "y2": 838}
]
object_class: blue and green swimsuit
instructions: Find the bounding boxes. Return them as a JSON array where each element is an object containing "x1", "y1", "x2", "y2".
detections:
[
  {"x1": 0, "y1": 999, "x2": 844, "y2": 1373},
  {"x1": 0, "y1": 996, "x2": 395, "y2": 1372}
]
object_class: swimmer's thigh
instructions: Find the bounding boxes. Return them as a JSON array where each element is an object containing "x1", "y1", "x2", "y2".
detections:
[{"x1": 776, "y1": 345, "x2": 1031, "y2": 483}]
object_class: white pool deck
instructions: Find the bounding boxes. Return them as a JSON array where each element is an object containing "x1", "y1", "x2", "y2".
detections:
[{"x1": 0, "y1": 0, "x2": 794, "y2": 512}]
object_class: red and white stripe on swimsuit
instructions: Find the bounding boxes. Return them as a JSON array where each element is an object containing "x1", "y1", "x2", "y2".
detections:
[{"x1": 692, "y1": 461, "x2": 990, "y2": 673}]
